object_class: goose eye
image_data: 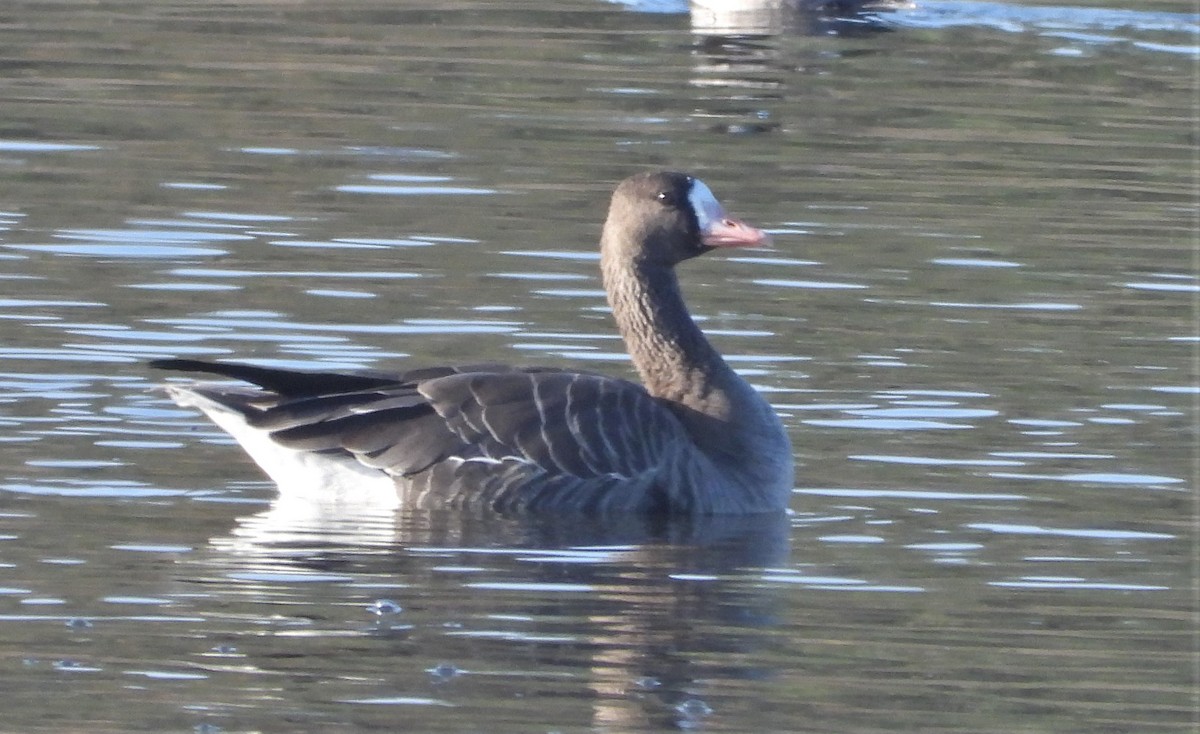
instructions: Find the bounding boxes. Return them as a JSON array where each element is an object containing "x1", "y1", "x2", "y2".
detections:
[{"x1": 655, "y1": 191, "x2": 676, "y2": 206}]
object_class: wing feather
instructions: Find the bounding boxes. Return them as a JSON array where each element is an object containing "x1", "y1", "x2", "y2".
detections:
[
  {"x1": 419, "y1": 370, "x2": 687, "y2": 480},
  {"x1": 158, "y1": 359, "x2": 691, "y2": 485}
]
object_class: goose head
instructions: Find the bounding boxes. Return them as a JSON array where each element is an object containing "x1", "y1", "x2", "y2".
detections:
[{"x1": 600, "y1": 171, "x2": 770, "y2": 269}]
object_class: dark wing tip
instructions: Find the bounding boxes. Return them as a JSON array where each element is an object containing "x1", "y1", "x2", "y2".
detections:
[
  {"x1": 148, "y1": 358, "x2": 210, "y2": 372},
  {"x1": 148, "y1": 358, "x2": 403, "y2": 397}
]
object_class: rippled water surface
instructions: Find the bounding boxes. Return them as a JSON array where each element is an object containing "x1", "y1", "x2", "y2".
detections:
[{"x1": 0, "y1": 1, "x2": 1195, "y2": 732}]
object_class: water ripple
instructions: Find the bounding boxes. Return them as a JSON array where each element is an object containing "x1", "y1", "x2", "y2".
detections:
[{"x1": 968, "y1": 523, "x2": 1174, "y2": 540}]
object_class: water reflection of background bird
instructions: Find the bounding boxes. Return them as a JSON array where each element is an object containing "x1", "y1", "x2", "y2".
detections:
[
  {"x1": 687, "y1": 0, "x2": 911, "y2": 134},
  {"x1": 690, "y1": 0, "x2": 913, "y2": 36}
]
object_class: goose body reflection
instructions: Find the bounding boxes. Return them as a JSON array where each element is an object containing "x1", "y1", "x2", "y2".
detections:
[
  {"x1": 209, "y1": 492, "x2": 792, "y2": 732},
  {"x1": 153, "y1": 172, "x2": 793, "y2": 515}
]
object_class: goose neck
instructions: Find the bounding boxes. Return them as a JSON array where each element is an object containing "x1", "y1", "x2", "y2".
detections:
[{"x1": 602, "y1": 258, "x2": 739, "y2": 415}]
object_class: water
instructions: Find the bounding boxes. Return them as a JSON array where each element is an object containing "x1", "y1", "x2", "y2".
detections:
[{"x1": 1, "y1": 0, "x2": 1196, "y2": 731}]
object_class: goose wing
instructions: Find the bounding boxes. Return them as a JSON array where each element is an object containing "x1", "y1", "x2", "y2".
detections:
[
  {"x1": 153, "y1": 359, "x2": 692, "y2": 482},
  {"x1": 417, "y1": 369, "x2": 686, "y2": 479}
]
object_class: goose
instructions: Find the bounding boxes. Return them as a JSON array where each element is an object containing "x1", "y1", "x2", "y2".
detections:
[{"x1": 151, "y1": 171, "x2": 793, "y2": 515}]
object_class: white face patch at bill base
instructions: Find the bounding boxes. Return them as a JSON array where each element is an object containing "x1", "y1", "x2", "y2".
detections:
[
  {"x1": 687, "y1": 178, "x2": 726, "y2": 233},
  {"x1": 687, "y1": 177, "x2": 771, "y2": 248}
]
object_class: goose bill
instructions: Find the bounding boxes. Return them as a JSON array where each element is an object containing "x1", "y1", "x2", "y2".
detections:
[
  {"x1": 688, "y1": 178, "x2": 771, "y2": 248},
  {"x1": 701, "y1": 216, "x2": 770, "y2": 248}
]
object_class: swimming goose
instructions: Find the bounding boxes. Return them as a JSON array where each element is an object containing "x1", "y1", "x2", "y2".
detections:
[{"x1": 151, "y1": 171, "x2": 793, "y2": 514}]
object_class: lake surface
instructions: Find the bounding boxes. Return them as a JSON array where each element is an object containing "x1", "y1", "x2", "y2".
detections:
[{"x1": 0, "y1": 1, "x2": 1196, "y2": 731}]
